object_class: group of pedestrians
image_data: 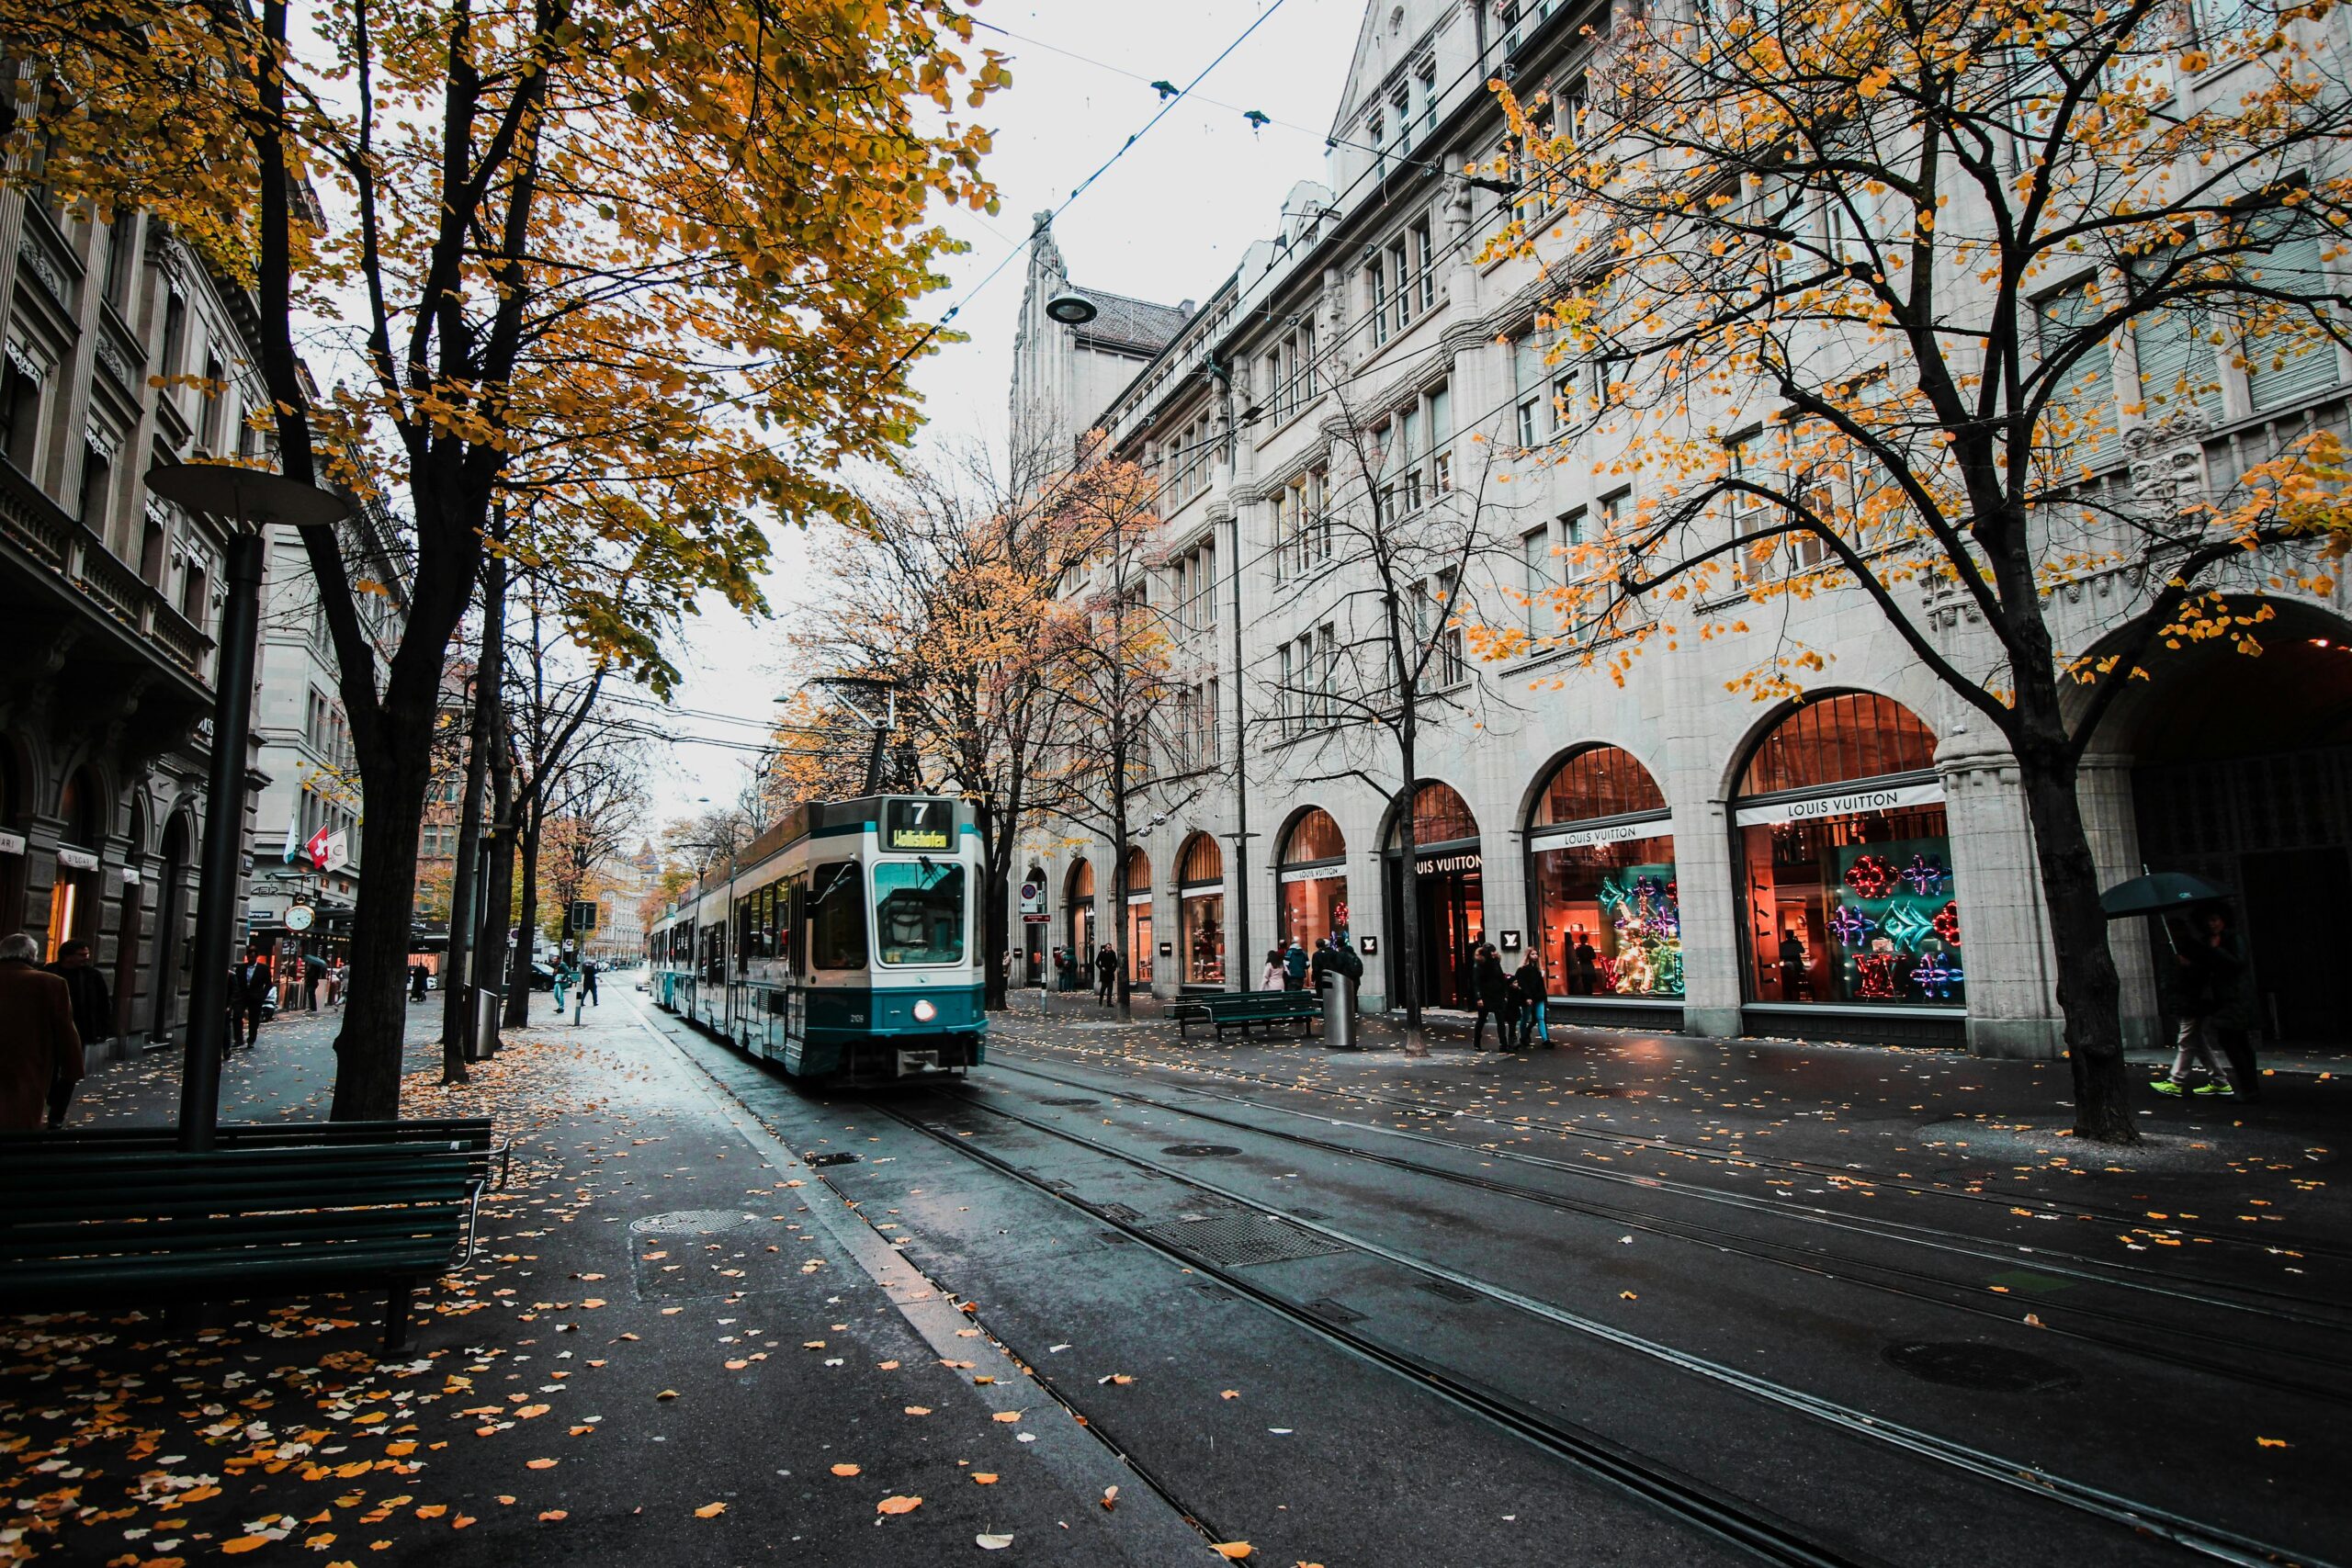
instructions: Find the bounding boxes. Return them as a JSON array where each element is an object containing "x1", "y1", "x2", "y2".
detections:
[
  {"x1": 1470, "y1": 943, "x2": 1553, "y2": 1051},
  {"x1": 551, "y1": 955, "x2": 600, "y2": 1018},
  {"x1": 1256, "y1": 934, "x2": 1363, "y2": 995}
]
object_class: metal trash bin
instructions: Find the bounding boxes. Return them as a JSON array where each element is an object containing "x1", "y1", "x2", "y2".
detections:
[{"x1": 1322, "y1": 973, "x2": 1358, "y2": 1050}]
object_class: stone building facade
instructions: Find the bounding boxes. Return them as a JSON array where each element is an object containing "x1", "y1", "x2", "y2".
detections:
[
  {"x1": 1010, "y1": 0, "x2": 2352, "y2": 1058},
  {"x1": 0, "y1": 186, "x2": 273, "y2": 1057}
]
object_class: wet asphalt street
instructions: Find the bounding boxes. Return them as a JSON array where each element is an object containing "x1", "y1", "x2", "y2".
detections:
[{"x1": 634, "y1": 988, "x2": 2350, "y2": 1568}]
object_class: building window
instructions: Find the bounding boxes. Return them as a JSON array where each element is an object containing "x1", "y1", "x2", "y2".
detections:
[
  {"x1": 1733, "y1": 693, "x2": 1959, "y2": 1009},
  {"x1": 1, "y1": 359, "x2": 44, "y2": 472},
  {"x1": 1527, "y1": 746, "x2": 1679, "y2": 999},
  {"x1": 1174, "y1": 537, "x2": 1217, "y2": 633},
  {"x1": 1123, "y1": 846, "x2": 1153, "y2": 984},
  {"x1": 201, "y1": 353, "x2": 228, "y2": 453},
  {"x1": 1521, "y1": 525, "x2": 1552, "y2": 631},
  {"x1": 1177, "y1": 832, "x2": 1225, "y2": 986},
  {"x1": 77, "y1": 442, "x2": 112, "y2": 532},
  {"x1": 1276, "y1": 807, "x2": 1350, "y2": 953}
]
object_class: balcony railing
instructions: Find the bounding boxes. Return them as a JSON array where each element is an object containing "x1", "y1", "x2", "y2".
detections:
[{"x1": 0, "y1": 459, "x2": 217, "y2": 685}]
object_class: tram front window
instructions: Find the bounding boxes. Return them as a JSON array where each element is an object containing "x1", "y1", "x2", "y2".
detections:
[
  {"x1": 809, "y1": 863, "x2": 868, "y2": 971},
  {"x1": 874, "y1": 859, "x2": 967, "y2": 965}
]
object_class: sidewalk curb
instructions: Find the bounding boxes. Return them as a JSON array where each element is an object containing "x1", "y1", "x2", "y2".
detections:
[{"x1": 627, "y1": 1000, "x2": 1218, "y2": 1566}]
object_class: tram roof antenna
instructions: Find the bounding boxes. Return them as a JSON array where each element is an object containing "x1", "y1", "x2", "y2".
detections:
[{"x1": 812, "y1": 676, "x2": 897, "y2": 795}]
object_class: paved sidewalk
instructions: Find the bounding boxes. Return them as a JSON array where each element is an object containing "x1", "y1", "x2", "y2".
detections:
[{"x1": 3, "y1": 995, "x2": 1211, "y2": 1566}]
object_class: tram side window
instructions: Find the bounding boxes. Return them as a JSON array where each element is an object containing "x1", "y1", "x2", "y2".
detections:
[
  {"x1": 780, "y1": 874, "x2": 803, "y2": 978},
  {"x1": 808, "y1": 863, "x2": 868, "y2": 971}
]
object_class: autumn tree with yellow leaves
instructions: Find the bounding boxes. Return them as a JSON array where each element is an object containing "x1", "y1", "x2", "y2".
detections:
[
  {"x1": 4, "y1": 0, "x2": 1004, "y2": 1115},
  {"x1": 795, "y1": 441, "x2": 1164, "y2": 1009},
  {"x1": 1475, "y1": 0, "x2": 2352, "y2": 1138}
]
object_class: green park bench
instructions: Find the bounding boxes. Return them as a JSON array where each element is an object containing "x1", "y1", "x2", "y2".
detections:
[
  {"x1": 1173, "y1": 990, "x2": 1322, "y2": 1040},
  {"x1": 0, "y1": 1116, "x2": 511, "y2": 1190},
  {"x1": 0, "y1": 1133, "x2": 493, "y2": 1353}
]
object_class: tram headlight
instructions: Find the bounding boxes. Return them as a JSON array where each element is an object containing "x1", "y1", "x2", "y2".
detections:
[{"x1": 911, "y1": 998, "x2": 937, "y2": 1023}]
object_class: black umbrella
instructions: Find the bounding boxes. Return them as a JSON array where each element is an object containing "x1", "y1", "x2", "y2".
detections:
[{"x1": 2098, "y1": 872, "x2": 2230, "y2": 919}]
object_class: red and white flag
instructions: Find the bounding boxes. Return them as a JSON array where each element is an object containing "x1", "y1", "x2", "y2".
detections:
[{"x1": 305, "y1": 824, "x2": 333, "y2": 869}]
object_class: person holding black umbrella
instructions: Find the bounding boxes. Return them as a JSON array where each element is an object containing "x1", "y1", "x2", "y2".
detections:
[{"x1": 2155, "y1": 906, "x2": 2244, "y2": 1100}]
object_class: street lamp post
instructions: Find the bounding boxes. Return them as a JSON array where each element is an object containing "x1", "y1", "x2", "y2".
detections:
[{"x1": 144, "y1": 463, "x2": 349, "y2": 1152}]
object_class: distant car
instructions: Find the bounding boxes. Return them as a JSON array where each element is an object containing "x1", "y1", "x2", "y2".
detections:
[{"x1": 530, "y1": 961, "x2": 556, "y2": 992}]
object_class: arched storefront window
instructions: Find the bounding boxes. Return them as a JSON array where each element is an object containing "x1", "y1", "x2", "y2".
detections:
[
  {"x1": 49, "y1": 766, "x2": 103, "y2": 962},
  {"x1": 1383, "y1": 781, "x2": 1483, "y2": 1010},
  {"x1": 1176, "y1": 833, "x2": 1226, "y2": 987},
  {"x1": 1276, "y1": 808, "x2": 1349, "y2": 953},
  {"x1": 1732, "y1": 693, "x2": 1960, "y2": 1010},
  {"x1": 1526, "y1": 747, "x2": 1680, "y2": 1000},
  {"x1": 1124, "y1": 846, "x2": 1154, "y2": 984},
  {"x1": 1064, "y1": 859, "x2": 1095, "y2": 979}
]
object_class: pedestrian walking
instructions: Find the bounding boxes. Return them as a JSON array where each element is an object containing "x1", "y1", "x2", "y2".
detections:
[
  {"x1": 1259, "y1": 947, "x2": 1286, "y2": 990},
  {"x1": 2155, "y1": 907, "x2": 2243, "y2": 1099},
  {"x1": 0, "y1": 932, "x2": 82, "y2": 1131},
  {"x1": 2204, "y1": 908, "x2": 2261, "y2": 1099},
  {"x1": 582, "y1": 960, "x2": 601, "y2": 1008},
  {"x1": 231, "y1": 947, "x2": 272, "y2": 1050},
  {"x1": 1093, "y1": 943, "x2": 1118, "y2": 1006},
  {"x1": 553, "y1": 955, "x2": 578, "y2": 1018},
  {"x1": 1282, "y1": 939, "x2": 1308, "y2": 992},
  {"x1": 1473, "y1": 943, "x2": 1512, "y2": 1050},
  {"x1": 329, "y1": 960, "x2": 347, "y2": 1006},
  {"x1": 408, "y1": 963, "x2": 428, "y2": 1002},
  {"x1": 1513, "y1": 953, "x2": 1551, "y2": 1049},
  {"x1": 50, "y1": 938, "x2": 114, "y2": 1060},
  {"x1": 305, "y1": 952, "x2": 328, "y2": 1011}
]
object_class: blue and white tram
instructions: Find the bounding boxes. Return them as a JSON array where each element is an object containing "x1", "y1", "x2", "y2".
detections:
[{"x1": 647, "y1": 795, "x2": 985, "y2": 1080}]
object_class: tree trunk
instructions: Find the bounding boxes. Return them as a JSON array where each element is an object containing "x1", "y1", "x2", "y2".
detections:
[
  {"x1": 1111, "y1": 804, "x2": 1132, "y2": 1023},
  {"x1": 478, "y1": 705, "x2": 516, "y2": 1057},
  {"x1": 330, "y1": 717, "x2": 435, "y2": 1119},
  {"x1": 1396, "y1": 722, "x2": 1427, "y2": 1056},
  {"x1": 439, "y1": 556, "x2": 505, "y2": 1074},
  {"x1": 978, "y1": 802, "x2": 1011, "y2": 1010},
  {"x1": 2014, "y1": 741, "x2": 2140, "y2": 1143},
  {"x1": 505, "y1": 816, "x2": 543, "y2": 1029}
]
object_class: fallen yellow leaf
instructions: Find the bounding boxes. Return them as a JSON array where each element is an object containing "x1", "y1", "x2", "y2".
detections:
[
  {"x1": 2256, "y1": 1437, "x2": 2290, "y2": 1449},
  {"x1": 990, "y1": 1411, "x2": 1022, "y2": 1424},
  {"x1": 1220, "y1": 1390, "x2": 1240, "y2": 1400},
  {"x1": 876, "y1": 1495, "x2": 922, "y2": 1516},
  {"x1": 1102, "y1": 1484, "x2": 1120, "y2": 1510},
  {"x1": 978, "y1": 1533, "x2": 1013, "y2": 1551},
  {"x1": 537, "y1": 1510, "x2": 567, "y2": 1521},
  {"x1": 904, "y1": 1405, "x2": 932, "y2": 1416},
  {"x1": 724, "y1": 1360, "x2": 749, "y2": 1371},
  {"x1": 1212, "y1": 1544, "x2": 1252, "y2": 1560},
  {"x1": 526, "y1": 1459, "x2": 558, "y2": 1470},
  {"x1": 221, "y1": 1539, "x2": 270, "y2": 1556},
  {"x1": 971, "y1": 1473, "x2": 999, "y2": 1485},
  {"x1": 830, "y1": 1463, "x2": 862, "y2": 1477},
  {"x1": 877, "y1": 1359, "x2": 900, "y2": 1370},
  {"x1": 694, "y1": 1503, "x2": 727, "y2": 1518},
  {"x1": 655, "y1": 1390, "x2": 679, "y2": 1401},
  {"x1": 517, "y1": 1404, "x2": 549, "y2": 1419}
]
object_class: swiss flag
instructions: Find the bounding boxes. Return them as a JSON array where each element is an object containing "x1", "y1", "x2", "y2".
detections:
[{"x1": 305, "y1": 824, "x2": 333, "y2": 870}]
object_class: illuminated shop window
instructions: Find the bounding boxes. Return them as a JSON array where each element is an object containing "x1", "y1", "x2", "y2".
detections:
[{"x1": 1526, "y1": 747, "x2": 1681, "y2": 999}]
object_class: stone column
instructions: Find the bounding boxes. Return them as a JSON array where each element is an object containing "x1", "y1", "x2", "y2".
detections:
[
  {"x1": 2078, "y1": 750, "x2": 2163, "y2": 1050},
  {"x1": 1936, "y1": 728, "x2": 2065, "y2": 1059}
]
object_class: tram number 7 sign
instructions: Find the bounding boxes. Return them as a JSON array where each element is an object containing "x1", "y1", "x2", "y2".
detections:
[{"x1": 885, "y1": 799, "x2": 952, "y2": 852}]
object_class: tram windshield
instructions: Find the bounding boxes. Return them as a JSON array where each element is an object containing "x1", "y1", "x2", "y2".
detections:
[{"x1": 873, "y1": 858, "x2": 967, "y2": 966}]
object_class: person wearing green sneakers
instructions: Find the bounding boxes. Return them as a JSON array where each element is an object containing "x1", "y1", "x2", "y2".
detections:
[{"x1": 2154, "y1": 906, "x2": 2241, "y2": 1099}]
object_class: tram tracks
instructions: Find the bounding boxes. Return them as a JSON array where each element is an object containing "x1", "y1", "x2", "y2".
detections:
[
  {"x1": 889, "y1": 1081, "x2": 2340, "y2": 1568},
  {"x1": 1000, "y1": 1032, "x2": 2349, "y2": 1266},
  {"x1": 978, "y1": 1055, "x2": 2352, "y2": 1398}
]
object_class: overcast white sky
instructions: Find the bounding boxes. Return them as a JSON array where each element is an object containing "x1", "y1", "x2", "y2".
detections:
[{"x1": 641, "y1": 0, "x2": 1364, "y2": 828}]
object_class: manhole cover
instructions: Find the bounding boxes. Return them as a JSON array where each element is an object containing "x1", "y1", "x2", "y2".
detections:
[
  {"x1": 1883, "y1": 1340, "x2": 2080, "y2": 1393},
  {"x1": 1141, "y1": 1213, "x2": 1351, "y2": 1268},
  {"x1": 629, "y1": 1209, "x2": 753, "y2": 1235},
  {"x1": 1039, "y1": 1098, "x2": 1100, "y2": 1108},
  {"x1": 1161, "y1": 1144, "x2": 1242, "y2": 1157}
]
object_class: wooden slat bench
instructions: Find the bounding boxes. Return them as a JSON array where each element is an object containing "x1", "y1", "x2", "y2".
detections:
[
  {"x1": 1173, "y1": 991, "x2": 1321, "y2": 1040},
  {"x1": 0, "y1": 1117, "x2": 511, "y2": 1191},
  {"x1": 0, "y1": 1141, "x2": 485, "y2": 1353}
]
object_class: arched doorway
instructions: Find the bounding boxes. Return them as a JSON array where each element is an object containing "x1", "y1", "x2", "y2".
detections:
[
  {"x1": 48, "y1": 766, "x2": 103, "y2": 962},
  {"x1": 1175, "y1": 833, "x2": 1226, "y2": 987},
  {"x1": 1064, "y1": 858, "x2": 1096, "y2": 982},
  {"x1": 0, "y1": 746, "x2": 28, "y2": 931},
  {"x1": 1275, "y1": 807, "x2": 1349, "y2": 953},
  {"x1": 148, "y1": 810, "x2": 193, "y2": 1042},
  {"x1": 1122, "y1": 846, "x2": 1153, "y2": 985},
  {"x1": 1383, "y1": 781, "x2": 1482, "y2": 1010},
  {"x1": 2118, "y1": 615, "x2": 2352, "y2": 1046},
  {"x1": 1730, "y1": 693, "x2": 1961, "y2": 1015},
  {"x1": 1525, "y1": 746, "x2": 1680, "y2": 1006}
]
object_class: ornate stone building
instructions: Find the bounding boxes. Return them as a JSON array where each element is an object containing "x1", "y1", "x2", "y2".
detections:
[{"x1": 1010, "y1": 0, "x2": 2352, "y2": 1058}]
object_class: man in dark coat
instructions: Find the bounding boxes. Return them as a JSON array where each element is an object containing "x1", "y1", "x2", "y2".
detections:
[
  {"x1": 1472, "y1": 944, "x2": 1513, "y2": 1050},
  {"x1": 1093, "y1": 943, "x2": 1118, "y2": 1005},
  {"x1": 231, "y1": 946, "x2": 273, "y2": 1050},
  {"x1": 1, "y1": 931, "x2": 82, "y2": 1130},
  {"x1": 50, "y1": 939, "x2": 112, "y2": 1059}
]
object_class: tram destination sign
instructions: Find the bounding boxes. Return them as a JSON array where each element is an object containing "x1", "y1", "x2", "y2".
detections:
[
  {"x1": 1734, "y1": 781, "x2": 1943, "y2": 829},
  {"x1": 884, "y1": 799, "x2": 953, "y2": 852}
]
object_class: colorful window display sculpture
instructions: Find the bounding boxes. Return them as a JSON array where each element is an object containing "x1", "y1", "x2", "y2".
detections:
[
  {"x1": 1828, "y1": 842, "x2": 1962, "y2": 1004},
  {"x1": 1595, "y1": 871, "x2": 1683, "y2": 997}
]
